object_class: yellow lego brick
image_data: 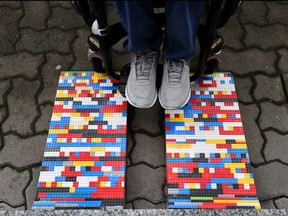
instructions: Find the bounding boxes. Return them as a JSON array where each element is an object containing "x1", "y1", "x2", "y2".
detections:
[
  {"x1": 46, "y1": 182, "x2": 52, "y2": 187},
  {"x1": 203, "y1": 114, "x2": 208, "y2": 118},
  {"x1": 71, "y1": 113, "x2": 80, "y2": 117},
  {"x1": 231, "y1": 144, "x2": 247, "y2": 149},
  {"x1": 199, "y1": 168, "x2": 204, "y2": 173},
  {"x1": 91, "y1": 147, "x2": 106, "y2": 152},
  {"x1": 73, "y1": 161, "x2": 94, "y2": 166},
  {"x1": 167, "y1": 144, "x2": 193, "y2": 149},
  {"x1": 57, "y1": 138, "x2": 62, "y2": 142},
  {"x1": 49, "y1": 129, "x2": 69, "y2": 134},
  {"x1": 220, "y1": 153, "x2": 226, "y2": 158},
  {"x1": 206, "y1": 139, "x2": 226, "y2": 144},
  {"x1": 91, "y1": 138, "x2": 102, "y2": 142},
  {"x1": 57, "y1": 182, "x2": 62, "y2": 187},
  {"x1": 224, "y1": 163, "x2": 246, "y2": 169},
  {"x1": 222, "y1": 114, "x2": 227, "y2": 118},
  {"x1": 104, "y1": 113, "x2": 114, "y2": 117},
  {"x1": 69, "y1": 187, "x2": 75, "y2": 193}
]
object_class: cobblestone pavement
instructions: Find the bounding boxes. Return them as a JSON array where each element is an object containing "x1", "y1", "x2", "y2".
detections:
[{"x1": 0, "y1": 1, "x2": 288, "y2": 210}]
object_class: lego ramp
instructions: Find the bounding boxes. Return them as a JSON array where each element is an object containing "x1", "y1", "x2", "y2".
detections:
[{"x1": 165, "y1": 73, "x2": 260, "y2": 209}]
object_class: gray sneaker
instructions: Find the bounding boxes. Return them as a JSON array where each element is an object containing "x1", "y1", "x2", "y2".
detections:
[
  {"x1": 158, "y1": 58, "x2": 191, "y2": 109},
  {"x1": 125, "y1": 51, "x2": 159, "y2": 108}
]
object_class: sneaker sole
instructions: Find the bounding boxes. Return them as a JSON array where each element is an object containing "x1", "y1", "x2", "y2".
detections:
[
  {"x1": 125, "y1": 87, "x2": 158, "y2": 109},
  {"x1": 158, "y1": 88, "x2": 191, "y2": 110}
]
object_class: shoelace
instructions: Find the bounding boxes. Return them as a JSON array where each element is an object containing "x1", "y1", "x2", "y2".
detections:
[
  {"x1": 167, "y1": 59, "x2": 184, "y2": 84},
  {"x1": 135, "y1": 52, "x2": 156, "y2": 81}
]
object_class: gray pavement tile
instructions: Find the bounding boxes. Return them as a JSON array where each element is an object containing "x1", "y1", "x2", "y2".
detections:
[
  {"x1": 239, "y1": 1, "x2": 268, "y2": 26},
  {"x1": 16, "y1": 28, "x2": 76, "y2": 54},
  {"x1": 283, "y1": 74, "x2": 288, "y2": 95},
  {"x1": 130, "y1": 100, "x2": 164, "y2": 134},
  {"x1": 38, "y1": 53, "x2": 73, "y2": 104},
  {"x1": 126, "y1": 165, "x2": 166, "y2": 203},
  {"x1": 25, "y1": 166, "x2": 41, "y2": 210},
  {"x1": 105, "y1": 1, "x2": 121, "y2": 25},
  {"x1": 133, "y1": 199, "x2": 166, "y2": 209},
  {"x1": 275, "y1": 198, "x2": 288, "y2": 209},
  {"x1": 20, "y1": 1, "x2": 49, "y2": 30},
  {"x1": 110, "y1": 50, "x2": 131, "y2": 71},
  {"x1": 0, "y1": 7, "x2": 23, "y2": 54},
  {"x1": 126, "y1": 128, "x2": 134, "y2": 167},
  {"x1": 264, "y1": 131, "x2": 288, "y2": 164},
  {"x1": 48, "y1": 7, "x2": 87, "y2": 30},
  {"x1": 2, "y1": 78, "x2": 39, "y2": 135},
  {"x1": 266, "y1": 2, "x2": 288, "y2": 25},
  {"x1": 252, "y1": 162, "x2": 288, "y2": 200},
  {"x1": 35, "y1": 104, "x2": 53, "y2": 133},
  {"x1": 218, "y1": 11, "x2": 244, "y2": 50},
  {"x1": 0, "y1": 203, "x2": 25, "y2": 210},
  {"x1": 259, "y1": 102, "x2": 288, "y2": 132},
  {"x1": 234, "y1": 76, "x2": 254, "y2": 103},
  {"x1": 244, "y1": 24, "x2": 288, "y2": 50},
  {"x1": 0, "y1": 134, "x2": 46, "y2": 167},
  {"x1": 239, "y1": 103, "x2": 265, "y2": 164},
  {"x1": 49, "y1": 1, "x2": 73, "y2": 9},
  {"x1": 131, "y1": 133, "x2": 165, "y2": 167},
  {"x1": 254, "y1": 74, "x2": 285, "y2": 102},
  {"x1": 71, "y1": 28, "x2": 94, "y2": 70},
  {"x1": 278, "y1": 49, "x2": 288, "y2": 74},
  {"x1": 0, "y1": 53, "x2": 44, "y2": 79},
  {"x1": 260, "y1": 200, "x2": 277, "y2": 209},
  {"x1": 0, "y1": 167, "x2": 29, "y2": 206},
  {"x1": 0, "y1": 1, "x2": 21, "y2": 9},
  {"x1": 0, "y1": 108, "x2": 6, "y2": 124},
  {"x1": 219, "y1": 48, "x2": 277, "y2": 75},
  {"x1": 0, "y1": 80, "x2": 10, "y2": 106},
  {"x1": 125, "y1": 202, "x2": 133, "y2": 209}
]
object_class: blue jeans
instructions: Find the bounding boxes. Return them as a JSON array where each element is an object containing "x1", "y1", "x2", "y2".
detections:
[{"x1": 112, "y1": 1, "x2": 205, "y2": 60}]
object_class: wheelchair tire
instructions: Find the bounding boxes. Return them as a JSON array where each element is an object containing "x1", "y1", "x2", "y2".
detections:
[{"x1": 92, "y1": 58, "x2": 106, "y2": 73}]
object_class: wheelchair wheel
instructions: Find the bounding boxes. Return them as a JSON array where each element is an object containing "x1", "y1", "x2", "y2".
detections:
[{"x1": 92, "y1": 58, "x2": 106, "y2": 73}]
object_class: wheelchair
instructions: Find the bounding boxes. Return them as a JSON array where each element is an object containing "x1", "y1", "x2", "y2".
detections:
[{"x1": 72, "y1": 0, "x2": 241, "y2": 96}]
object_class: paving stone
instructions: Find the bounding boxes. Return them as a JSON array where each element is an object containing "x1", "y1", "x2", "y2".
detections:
[
  {"x1": 20, "y1": 1, "x2": 49, "y2": 30},
  {"x1": 35, "y1": 104, "x2": 53, "y2": 133},
  {"x1": 133, "y1": 199, "x2": 166, "y2": 209},
  {"x1": 275, "y1": 198, "x2": 288, "y2": 209},
  {"x1": 244, "y1": 24, "x2": 288, "y2": 50},
  {"x1": 126, "y1": 165, "x2": 166, "y2": 203},
  {"x1": 260, "y1": 200, "x2": 277, "y2": 209},
  {"x1": 264, "y1": 131, "x2": 288, "y2": 164},
  {"x1": 0, "y1": 108, "x2": 6, "y2": 124},
  {"x1": 0, "y1": 203, "x2": 25, "y2": 210},
  {"x1": 0, "y1": 7, "x2": 23, "y2": 54},
  {"x1": 39, "y1": 53, "x2": 73, "y2": 104},
  {"x1": 0, "y1": 53, "x2": 43, "y2": 79},
  {"x1": 218, "y1": 11, "x2": 244, "y2": 50},
  {"x1": 0, "y1": 1, "x2": 21, "y2": 9},
  {"x1": 0, "y1": 80, "x2": 10, "y2": 106},
  {"x1": 50, "y1": 1, "x2": 73, "y2": 8},
  {"x1": 110, "y1": 50, "x2": 131, "y2": 71},
  {"x1": 130, "y1": 100, "x2": 163, "y2": 134},
  {"x1": 3, "y1": 79, "x2": 39, "y2": 135},
  {"x1": 219, "y1": 48, "x2": 277, "y2": 75},
  {"x1": 131, "y1": 134, "x2": 165, "y2": 167},
  {"x1": 254, "y1": 74, "x2": 285, "y2": 102},
  {"x1": 125, "y1": 202, "x2": 133, "y2": 209},
  {"x1": 259, "y1": 102, "x2": 288, "y2": 132},
  {"x1": 16, "y1": 28, "x2": 76, "y2": 54},
  {"x1": 71, "y1": 28, "x2": 93, "y2": 70},
  {"x1": 0, "y1": 167, "x2": 30, "y2": 206},
  {"x1": 25, "y1": 166, "x2": 41, "y2": 210},
  {"x1": 283, "y1": 74, "x2": 288, "y2": 95},
  {"x1": 48, "y1": 7, "x2": 86, "y2": 30},
  {"x1": 105, "y1": 1, "x2": 121, "y2": 25},
  {"x1": 278, "y1": 49, "x2": 288, "y2": 74},
  {"x1": 266, "y1": 2, "x2": 288, "y2": 25},
  {"x1": 252, "y1": 162, "x2": 288, "y2": 200},
  {"x1": 0, "y1": 134, "x2": 46, "y2": 167},
  {"x1": 238, "y1": 1, "x2": 268, "y2": 26},
  {"x1": 234, "y1": 76, "x2": 254, "y2": 103},
  {"x1": 126, "y1": 129, "x2": 133, "y2": 167},
  {"x1": 238, "y1": 103, "x2": 264, "y2": 164}
]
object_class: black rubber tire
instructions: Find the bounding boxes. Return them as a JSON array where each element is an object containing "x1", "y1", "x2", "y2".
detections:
[{"x1": 92, "y1": 58, "x2": 106, "y2": 73}]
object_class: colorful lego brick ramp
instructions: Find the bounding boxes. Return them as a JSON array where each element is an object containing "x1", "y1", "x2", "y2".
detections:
[
  {"x1": 165, "y1": 72, "x2": 260, "y2": 209},
  {"x1": 32, "y1": 72, "x2": 127, "y2": 209}
]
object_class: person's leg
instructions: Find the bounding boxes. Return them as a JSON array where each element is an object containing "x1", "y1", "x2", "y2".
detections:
[
  {"x1": 159, "y1": 1, "x2": 205, "y2": 109},
  {"x1": 164, "y1": 1, "x2": 205, "y2": 60},
  {"x1": 112, "y1": 1, "x2": 163, "y2": 53},
  {"x1": 112, "y1": 1, "x2": 162, "y2": 108}
]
